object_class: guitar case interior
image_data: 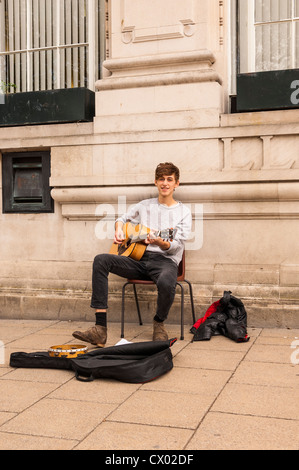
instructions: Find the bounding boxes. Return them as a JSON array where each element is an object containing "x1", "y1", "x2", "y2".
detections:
[{"x1": 10, "y1": 338, "x2": 177, "y2": 384}]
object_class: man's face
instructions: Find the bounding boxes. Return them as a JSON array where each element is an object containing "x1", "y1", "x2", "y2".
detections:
[{"x1": 155, "y1": 173, "x2": 179, "y2": 197}]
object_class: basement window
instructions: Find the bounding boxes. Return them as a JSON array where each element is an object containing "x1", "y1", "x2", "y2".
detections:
[{"x1": 2, "y1": 151, "x2": 54, "y2": 213}]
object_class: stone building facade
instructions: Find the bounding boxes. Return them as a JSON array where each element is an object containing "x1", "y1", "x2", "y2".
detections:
[{"x1": 0, "y1": 0, "x2": 299, "y2": 327}]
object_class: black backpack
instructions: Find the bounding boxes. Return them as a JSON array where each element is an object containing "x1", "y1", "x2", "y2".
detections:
[{"x1": 10, "y1": 338, "x2": 177, "y2": 384}]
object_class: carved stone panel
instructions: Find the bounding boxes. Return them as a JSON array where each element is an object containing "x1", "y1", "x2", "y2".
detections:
[
  {"x1": 120, "y1": 0, "x2": 196, "y2": 44},
  {"x1": 221, "y1": 136, "x2": 298, "y2": 171}
]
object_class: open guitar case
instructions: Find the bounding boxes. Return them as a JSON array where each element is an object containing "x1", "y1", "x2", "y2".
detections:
[{"x1": 10, "y1": 338, "x2": 177, "y2": 384}]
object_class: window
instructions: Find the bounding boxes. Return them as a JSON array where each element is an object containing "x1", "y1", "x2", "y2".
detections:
[
  {"x1": 231, "y1": 0, "x2": 299, "y2": 111},
  {"x1": 0, "y1": 0, "x2": 105, "y2": 93},
  {"x1": 239, "y1": 0, "x2": 299, "y2": 74},
  {"x1": 2, "y1": 151, "x2": 54, "y2": 213}
]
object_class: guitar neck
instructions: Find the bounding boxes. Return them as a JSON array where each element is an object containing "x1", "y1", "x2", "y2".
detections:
[
  {"x1": 130, "y1": 234, "x2": 148, "y2": 243},
  {"x1": 130, "y1": 228, "x2": 177, "y2": 243}
]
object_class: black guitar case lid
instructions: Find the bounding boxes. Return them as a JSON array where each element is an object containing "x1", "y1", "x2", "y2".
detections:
[{"x1": 10, "y1": 338, "x2": 177, "y2": 384}]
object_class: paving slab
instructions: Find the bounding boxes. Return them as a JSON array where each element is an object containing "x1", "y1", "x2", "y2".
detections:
[
  {"x1": 2, "y1": 367, "x2": 74, "y2": 384},
  {"x1": 0, "y1": 325, "x2": 44, "y2": 344},
  {"x1": 212, "y1": 382, "x2": 299, "y2": 420},
  {"x1": 259, "y1": 328, "x2": 299, "y2": 338},
  {"x1": 49, "y1": 377, "x2": 141, "y2": 404},
  {"x1": 189, "y1": 335, "x2": 253, "y2": 352},
  {"x1": 0, "y1": 320, "x2": 298, "y2": 451},
  {"x1": 141, "y1": 367, "x2": 231, "y2": 397},
  {"x1": 230, "y1": 361, "x2": 298, "y2": 388},
  {"x1": 245, "y1": 344, "x2": 295, "y2": 364},
  {"x1": 0, "y1": 380, "x2": 58, "y2": 413},
  {"x1": 186, "y1": 412, "x2": 299, "y2": 450},
  {"x1": 6, "y1": 333, "x2": 76, "y2": 351},
  {"x1": 0, "y1": 368, "x2": 11, "y2": 377},
  {"x1": 174, "y1": 346, "x2": 246, "y2": 371},
  {"x1": 0, "y1": 431, "x2": 78, "y2": 450},
  {"x1": 1, "y1": 398, "x2": 116, "y2": 440},
  {"x1": 75, "y1": 421, "x2": 194, "y2": 451},
  {"x1": 0, "y1": 413, "x2": 16, "y2": 426},
  {"x1": 107, "y1": 390, "x2": 212, "y2": 429}
]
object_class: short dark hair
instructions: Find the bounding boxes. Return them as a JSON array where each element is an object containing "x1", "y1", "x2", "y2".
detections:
[{"x1": 155, "y1": 162, "x2": 180, "y2": 182}]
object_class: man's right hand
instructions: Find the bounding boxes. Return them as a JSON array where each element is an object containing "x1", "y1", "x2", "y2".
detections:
[{"x1": 114, "y1": 225, "x2": 125, "y2": 244}]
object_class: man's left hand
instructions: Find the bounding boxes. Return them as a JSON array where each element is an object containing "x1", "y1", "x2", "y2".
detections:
[{"x1": 145, "y1": 233, "x2": 170, "y2": 250}]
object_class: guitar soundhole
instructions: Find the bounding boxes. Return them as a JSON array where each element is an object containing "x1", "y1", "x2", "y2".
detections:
[{"x1": 118, "y1": 239, "x2": 132, "y2": 255}]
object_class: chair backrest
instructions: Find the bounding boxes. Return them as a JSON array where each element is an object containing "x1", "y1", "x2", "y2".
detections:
[{"x1": 177, "y1": 251, "x2": 185, "y2": 281}]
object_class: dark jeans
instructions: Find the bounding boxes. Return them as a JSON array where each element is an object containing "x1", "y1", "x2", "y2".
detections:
[{"x1": 91, "y1": 251, "x2": 178, "y2": 322}]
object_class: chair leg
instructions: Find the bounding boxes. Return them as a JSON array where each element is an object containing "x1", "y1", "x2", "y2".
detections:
[
  {"x1": 184, "y1": 280, "x2": 196, "y2": 324},
  {"x1": 121, "y1": 282, "x2": 129, "y2": 338},
  {"x1": 176, "y1": 282, "x2": 184, "y2": 340},
  {"x1": 133, "y1": 284, "x2": 143, "y2": 326}
]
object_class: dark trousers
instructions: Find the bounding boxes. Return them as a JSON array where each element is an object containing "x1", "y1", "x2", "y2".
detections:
[{"x1": 91, "y1": 251, "x2": 178, "y2": 322}]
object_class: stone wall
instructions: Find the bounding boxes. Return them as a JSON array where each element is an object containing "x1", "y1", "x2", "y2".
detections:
[{"x1": 0, "y1": 0, "x2": 298, "y2": 328}]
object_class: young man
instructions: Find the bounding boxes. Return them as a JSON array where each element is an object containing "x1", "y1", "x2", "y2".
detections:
[{"x1": 73, "y1": 162, "x2": 192, "y2": 347}]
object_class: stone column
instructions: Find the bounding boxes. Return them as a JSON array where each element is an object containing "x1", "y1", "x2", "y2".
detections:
[{"x1": 94, "y1": 0, "x2": 224, "y2": 139}]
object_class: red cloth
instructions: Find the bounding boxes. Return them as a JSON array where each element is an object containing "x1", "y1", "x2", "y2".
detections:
[{"x1": 192, "y1": 300, "x2": 221, "y2": 330}]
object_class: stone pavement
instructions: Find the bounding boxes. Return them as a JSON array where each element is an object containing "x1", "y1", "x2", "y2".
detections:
[{"x1": 0, "y1": 319, "x2": 298, "y2": 450}]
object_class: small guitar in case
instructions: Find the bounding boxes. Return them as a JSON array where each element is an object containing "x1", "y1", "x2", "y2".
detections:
[{"x1": 109, "y1": 222, "x2": 177, "y2": 261}]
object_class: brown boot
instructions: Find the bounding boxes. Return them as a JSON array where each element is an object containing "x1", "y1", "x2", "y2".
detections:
[
  {"x1": 153, "y1": 320, "x2": 168, "y2": 342},
  {"x1": 72, "y1": 325, "x2": 107, "y2": 348}
]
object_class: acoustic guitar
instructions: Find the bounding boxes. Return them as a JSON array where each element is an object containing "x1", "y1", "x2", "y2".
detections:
[{"x1": 109, "y1": 222, "x2": 177, "y2": 261}]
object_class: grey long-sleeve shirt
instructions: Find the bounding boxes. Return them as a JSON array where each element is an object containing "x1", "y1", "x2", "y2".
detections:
[{"x1": 116, "y1": 198, "x2": 192, "y2": 265}]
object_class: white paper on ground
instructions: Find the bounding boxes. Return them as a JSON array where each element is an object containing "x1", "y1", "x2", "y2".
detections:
[{"x1": 114, "y1": 338, "x2": 133, "y2": 346}]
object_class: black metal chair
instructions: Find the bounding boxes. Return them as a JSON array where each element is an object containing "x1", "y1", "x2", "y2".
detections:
[{"x1": 121, "y1": 252, "x2": 195, "y2": 340}]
